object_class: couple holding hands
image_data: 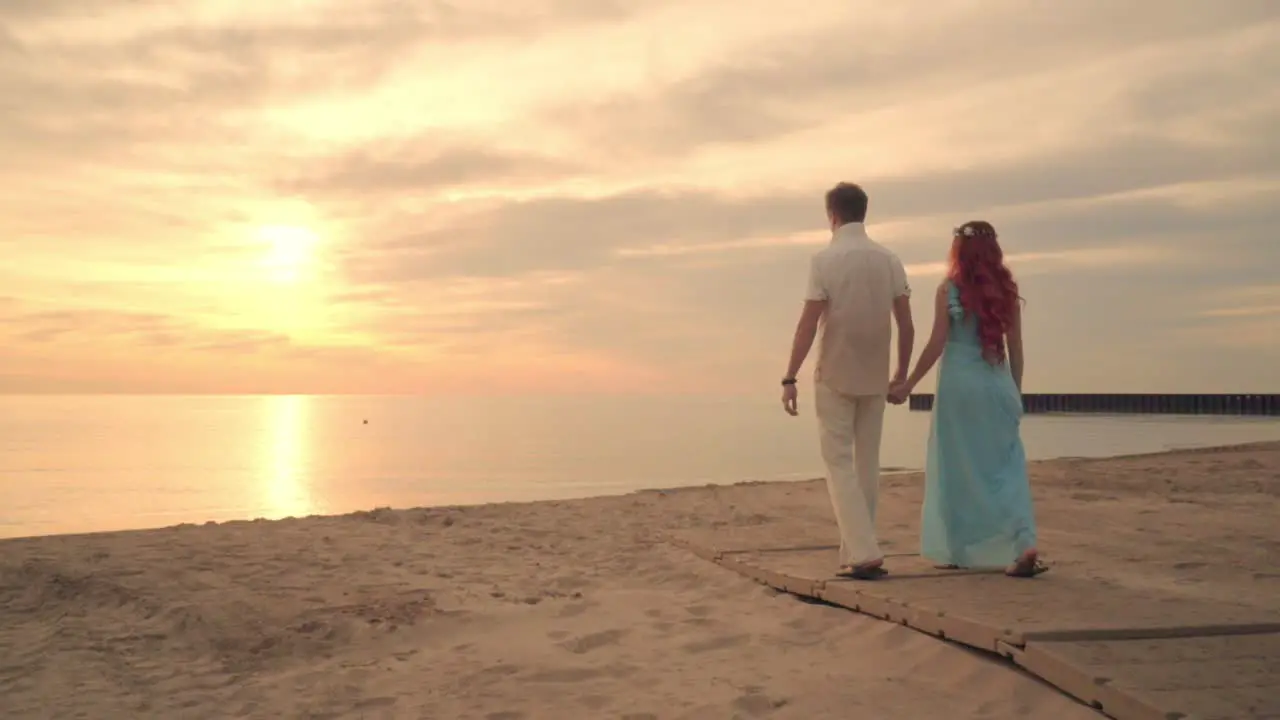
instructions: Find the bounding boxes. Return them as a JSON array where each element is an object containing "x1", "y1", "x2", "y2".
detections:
[{"x1": 781, "y1": 183, "x2": 1045, "y2": 581}]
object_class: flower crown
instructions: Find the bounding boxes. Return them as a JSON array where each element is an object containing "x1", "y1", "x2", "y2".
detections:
[{"x1": 954, "y1": 223, "x2": 993, "y2": 239}]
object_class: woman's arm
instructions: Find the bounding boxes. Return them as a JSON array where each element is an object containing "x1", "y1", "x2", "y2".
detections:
[
  {"x1": 901, "y1": 283, "x2": 951, "y2": 394},
  {"x1": 1007, "y1": 300, "x2": 1024, "y2": 392}
]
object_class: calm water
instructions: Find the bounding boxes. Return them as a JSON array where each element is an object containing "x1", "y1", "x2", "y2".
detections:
[{"x1": 1, "y1": 395, "x2": 1278, "y2": 539}]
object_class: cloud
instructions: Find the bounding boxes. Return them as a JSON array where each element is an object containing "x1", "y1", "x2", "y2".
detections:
[
  {"x1": 340, "y1": 189, "x2": 822, "y2": 281},
  {"x1": 320, "y1": 168, "x2": 1276, "y2": 392},
  {"x1": 280, "y1": 144, "x2": 585, "y2": 198},
  {"x1": 0, "y1": 0, "x2": 663, "y2": 169},
  {"x1": 0, "y1": 295, "x2": 426, "y2": 393},
  {"x1": 902, "y1": 246, "x2": 1173, "y2": 280},
  {"x1": 1193, "y1": 285, "x2": 1280, "y2": 322},
  {"x1": 1, "y1": 0, "x2": 1278, "y2": 393},
  {"x1": 1198, "y1": 305, "x2": 1280, "y2": 319},
  {"x1": 0, "y1": 301, "x2": 355, "y2": 358},
  {"x1": 541, "y1": 1, "x2": 1280, "y2": 158},
  {"x1": 0, "y1": 0, "x2": 161, "y2": 19},
  {"x1": 344, "y1": 175, "x2": 1272, "y2": 392},
  {"x1": 1176, "y1": 301, "x2": 1280, "y2": 351},
  {"x1": 337, "y1": 135, "x2": 1278, "y2": 285}
]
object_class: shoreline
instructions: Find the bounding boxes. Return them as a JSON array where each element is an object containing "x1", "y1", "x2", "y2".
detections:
[
  {"x1": 3, "y1": 439, "x2": 1276, "y2": 544},
  {"x1": 2, "y1": 440, "x2": 1276, "y2": 718}
]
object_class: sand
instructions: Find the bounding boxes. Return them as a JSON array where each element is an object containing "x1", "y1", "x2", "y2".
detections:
[{"x1": 2, "y1": 441, "x2": 1277, "y2": 720}]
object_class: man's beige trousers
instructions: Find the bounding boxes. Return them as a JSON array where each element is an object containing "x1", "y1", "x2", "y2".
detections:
[{"x1": 814, "y1": 381, "x2": 886, "y2": 567}]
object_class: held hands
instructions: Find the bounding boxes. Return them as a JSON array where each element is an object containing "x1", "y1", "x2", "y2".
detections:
[
  {"x1": 887, "y1": 378, "x2": 911, "y2": 405},
  {"x1": 782, "y1": 377, "x2": 910, "y2": 413}
]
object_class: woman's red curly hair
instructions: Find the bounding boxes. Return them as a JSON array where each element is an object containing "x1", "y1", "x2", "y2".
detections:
[{"x1": 947, "y1": 221, "x2": 1022, "y2": 365}]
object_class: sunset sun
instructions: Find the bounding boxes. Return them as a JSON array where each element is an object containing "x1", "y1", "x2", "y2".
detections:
[{"x1": 257, "y1": 224, "x2": 319, "y2": 283}]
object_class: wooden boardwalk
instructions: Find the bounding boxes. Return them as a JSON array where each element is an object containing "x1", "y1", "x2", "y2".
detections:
[{"x1": 667, "y1": 534, "x2": 1280, "y2": 719}]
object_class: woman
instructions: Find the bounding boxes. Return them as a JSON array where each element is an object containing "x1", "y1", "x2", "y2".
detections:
[{"x1": 890, "y1": 221, "x2": 1046, "y2": 577}]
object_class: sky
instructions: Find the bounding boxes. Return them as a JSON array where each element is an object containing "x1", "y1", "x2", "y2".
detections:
[{"x1": 1, "y1": 0, "x2": 1277, "y2": 395}]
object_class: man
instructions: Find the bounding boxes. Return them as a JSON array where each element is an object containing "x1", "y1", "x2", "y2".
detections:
[{"x1": 781, "y1": 182, "x2": 913, "y2": 580}]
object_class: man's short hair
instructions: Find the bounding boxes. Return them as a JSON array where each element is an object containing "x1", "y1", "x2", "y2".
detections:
[{"x1": 825, "y1": 182, "x2": 869, "y2": 224}]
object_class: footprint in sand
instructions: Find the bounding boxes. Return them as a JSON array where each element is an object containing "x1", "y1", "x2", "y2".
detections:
[
  {"x1": 733, "y1": 691, "x2": 788, "y2": 717},
  {"x1": 578, "y1": 695, "x2": 611, "y2": 710},
  {"x1": 681, "y1": 633, "x2": 750, "y2": 654},
  {"x1": 526, "y1": 667, "x2": 604, "y2": 683},
  {"x1": 475, "y1": 663, "x2": 521, "y2": 679},
  {"x1": 526, "y1": 664, "x2": 638, "y2": 683},
  {"x1": 558, "y1": 628, "x2": 629, "y2": 654},
  {"x1": 557, "y1": 602, "x2": 592, "y2": 618},
  {"x1": 649, "y1": 621, "x2": 675, "y2": 635}
]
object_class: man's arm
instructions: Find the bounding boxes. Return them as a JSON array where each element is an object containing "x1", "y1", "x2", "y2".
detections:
[
  {"x1": 785, "y1": 300, "x2": 827, "y2": 379},
  {"x1": 890, "y1": 256, "x2": 914, "y2": 383},
  {"x1": 784, "y1": 255, "x2": 828, "y2": 380}
]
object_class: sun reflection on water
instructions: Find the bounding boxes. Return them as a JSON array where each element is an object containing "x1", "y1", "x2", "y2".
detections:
[{"x1": 262, "y1": 395, "x2": 314, "y2": 519}]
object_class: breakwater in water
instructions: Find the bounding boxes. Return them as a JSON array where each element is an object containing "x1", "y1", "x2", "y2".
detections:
[{"x1": 907, "y1": 393, "x2": 1280, "y2": 415}]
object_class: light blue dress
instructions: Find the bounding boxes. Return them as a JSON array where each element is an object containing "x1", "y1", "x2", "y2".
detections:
[{"x1": 921, "y1": 282, "x2": 1037, "y2": 568}]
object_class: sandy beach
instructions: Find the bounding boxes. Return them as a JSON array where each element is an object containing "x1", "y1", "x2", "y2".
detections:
[{"x1": 2, "y1": 441, "x2": 1277, "y2": 719}]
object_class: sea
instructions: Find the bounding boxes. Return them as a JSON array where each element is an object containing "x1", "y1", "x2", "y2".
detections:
[{"x1": 1, "y1": 394, "x2": 1278, "y2": 539}]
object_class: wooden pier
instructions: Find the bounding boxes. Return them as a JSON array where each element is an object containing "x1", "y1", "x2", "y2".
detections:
[{"x1": 907, "y1": 393, "x2": 1280, "y2": 416}]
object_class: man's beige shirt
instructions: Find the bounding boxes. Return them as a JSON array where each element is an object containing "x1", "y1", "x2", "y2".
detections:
[{"x1": 805, "y1": 222, "x2": 911, "y2": 396}]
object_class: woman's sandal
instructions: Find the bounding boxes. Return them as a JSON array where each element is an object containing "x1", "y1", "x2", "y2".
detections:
[{"x1": 1006, "y1": 555, "x2": 1049, "y2": 578}]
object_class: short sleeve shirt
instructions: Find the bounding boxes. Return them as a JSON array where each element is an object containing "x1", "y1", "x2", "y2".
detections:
[{"x1": 805, "y1": 223, "x2": 911, "y2": 396}]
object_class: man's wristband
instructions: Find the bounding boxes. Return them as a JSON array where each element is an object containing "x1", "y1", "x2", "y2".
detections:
[{"x1": 781, "y1": 377, "x2": 797, "y2": 386}]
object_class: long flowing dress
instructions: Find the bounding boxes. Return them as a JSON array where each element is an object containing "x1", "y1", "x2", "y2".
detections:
[{"x1": 921, "y1": 282, "x2": 1037, "y2": 568}]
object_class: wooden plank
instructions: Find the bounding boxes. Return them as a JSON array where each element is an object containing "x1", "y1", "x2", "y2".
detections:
[
  {"x1": 1023, "y1": 634, "x2": 1280, "y2": 720},
  {"x1": 818, "y1": 583, "x2": 902, "y2": 622},
  {"x1": 1016, "y1": 642, "x2": 1115, "y2": 717},
  {"x1": 841, "y1": 572, "x2": 1280, "y2": 647},
  {"x1": 1022, "y1": 622, "x2": 1280, "y2": 643},
  {"x1": 994, "y1": 640, "x2": 1024, "y2": 664},
  {"x1": 682, "y1": 544, "x2": 1280, "y2": 649},
  {"x1": 663, "y1": 533, "x2": 723, "y2": 562}
]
